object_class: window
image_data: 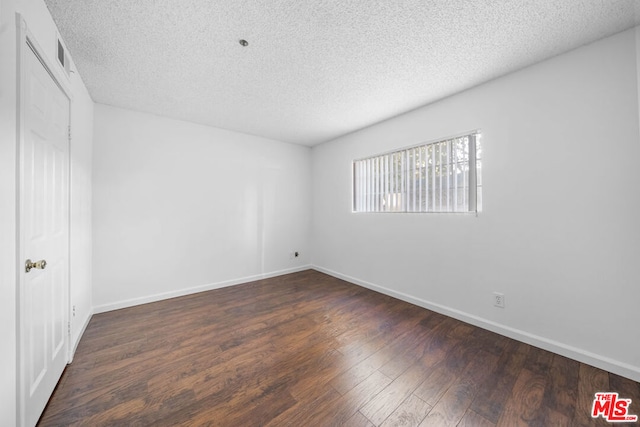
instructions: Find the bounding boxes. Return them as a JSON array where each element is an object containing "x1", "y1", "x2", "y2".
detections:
[{"x1": 353, "y1": 132, "x2": 482, "y2": 213}]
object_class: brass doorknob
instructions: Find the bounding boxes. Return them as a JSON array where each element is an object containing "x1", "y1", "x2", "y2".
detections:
[{"x1": 25, "y1": 259, "x2": 46, "y2": 273}]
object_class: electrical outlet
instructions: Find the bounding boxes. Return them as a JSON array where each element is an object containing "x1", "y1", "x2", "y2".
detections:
[{"x1": 493, "y1": 292, "x2": 505, "y2": 308}]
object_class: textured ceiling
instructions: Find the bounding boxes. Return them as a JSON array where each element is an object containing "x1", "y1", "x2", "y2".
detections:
[{"x1": 45, "y1": 0, "x2": 640, "y2": 146}]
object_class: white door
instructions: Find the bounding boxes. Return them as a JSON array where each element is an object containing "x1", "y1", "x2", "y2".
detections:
[{"x1": 19, "y1": 40, "x2": 70, "y2": 427}]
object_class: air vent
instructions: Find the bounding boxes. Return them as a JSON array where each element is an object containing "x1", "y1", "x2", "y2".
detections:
[{"x1": 56, "y1": 38, "x2": 71, "y2": 77}]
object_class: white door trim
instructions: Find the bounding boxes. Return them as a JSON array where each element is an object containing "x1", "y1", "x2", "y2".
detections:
[{"x1": 15, "y1": 13, "x2": 73, "y2": 427}]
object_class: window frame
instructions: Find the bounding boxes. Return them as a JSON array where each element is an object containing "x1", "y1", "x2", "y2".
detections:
[{"x1": 351, "y1": 131, "x2": 482, "y2": 214}]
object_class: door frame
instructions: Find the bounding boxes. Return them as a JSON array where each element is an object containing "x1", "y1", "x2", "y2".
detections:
[{"x1": 15, "y1": 13, "x2": 74, "y2": 427}]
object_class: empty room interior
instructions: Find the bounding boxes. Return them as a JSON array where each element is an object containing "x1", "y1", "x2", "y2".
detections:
[{"x1": 2, "y1": 0, "x2": 640, "y2": 426}]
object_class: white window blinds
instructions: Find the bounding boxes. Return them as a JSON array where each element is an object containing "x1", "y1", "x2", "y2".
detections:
[{"x1": 353, "y1": 133, "x2": 482, "y2": 213}]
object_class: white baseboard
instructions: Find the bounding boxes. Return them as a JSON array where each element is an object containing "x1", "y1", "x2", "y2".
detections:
[
  {"x1": 92, "y1": 265, "x2": 313, "y2": 314},
  {"x1": 312, "y1": 265, "x2": 640, "y2": 383}
]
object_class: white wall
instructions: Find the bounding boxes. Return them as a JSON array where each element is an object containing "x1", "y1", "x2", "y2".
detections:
[
  {"x1": 311, "y1": 28, "x2": 640, "y2": 381},
  {"x1": 92, "y1": 105, "x2": 311, "y2": 311},
  {"x1": 0, "y1": 0, "x2": 93, "y2": 424}
]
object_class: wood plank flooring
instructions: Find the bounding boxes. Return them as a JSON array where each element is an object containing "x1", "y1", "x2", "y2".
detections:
[{"x1": 38, "y1": 270, "x2": 640, "y2": 426}]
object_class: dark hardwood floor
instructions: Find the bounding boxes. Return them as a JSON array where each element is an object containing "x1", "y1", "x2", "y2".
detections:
[{"x1": 38, "y1": 270, "x2": 640, "y2": 426}]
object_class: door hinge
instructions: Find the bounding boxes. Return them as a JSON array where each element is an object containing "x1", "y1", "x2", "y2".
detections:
[
  {"x1": 68, "y1": 125, "x2": 71, "y2": 141},
  {"x1": 67, "y1": 321, "x2": 71, "y2": 335}
]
